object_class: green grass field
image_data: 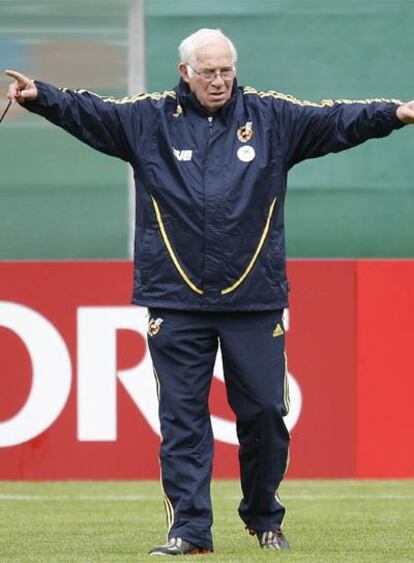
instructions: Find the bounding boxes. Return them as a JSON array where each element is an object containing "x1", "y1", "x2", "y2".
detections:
[{"x1": 0, "y1": 480, "x2": 413, "y2": 562}]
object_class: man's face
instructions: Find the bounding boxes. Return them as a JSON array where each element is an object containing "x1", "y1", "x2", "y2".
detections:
[{"x1": 179, "y1": 40, "x2": 235, "y2": 113}]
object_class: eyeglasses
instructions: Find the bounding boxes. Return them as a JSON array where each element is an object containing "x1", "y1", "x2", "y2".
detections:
[{"x1": 187, "y1": 64, "x2": 236, "y2": 81}]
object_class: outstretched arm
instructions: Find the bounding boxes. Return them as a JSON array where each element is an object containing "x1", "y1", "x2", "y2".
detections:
[
  {"x1": 282, "y1": 95, "x2": 407, "y2": 168},
  {"x1": 4, "y1": 69, "x2": 136, "y2": 162}
]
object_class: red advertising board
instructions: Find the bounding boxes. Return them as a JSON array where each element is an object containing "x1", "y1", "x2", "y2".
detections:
[
  {"x1": 0, "y1": 261, "x2": 413, "y2": 479},
  {"x1": 286, "y1": 261, "x2": 357, "y2": 478},
  {"x1": 356, "y1": 261, "x2": 414, "y2": 478}
]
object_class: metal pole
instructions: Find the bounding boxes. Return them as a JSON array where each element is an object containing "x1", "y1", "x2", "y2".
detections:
[{"x1": 128, "y1": 0, "x2": 146, "y2": 257}]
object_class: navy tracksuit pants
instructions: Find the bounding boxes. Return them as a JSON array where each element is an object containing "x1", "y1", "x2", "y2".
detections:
[{"x1": 147, "y1": 308, "x2": 290, "y2": 551}]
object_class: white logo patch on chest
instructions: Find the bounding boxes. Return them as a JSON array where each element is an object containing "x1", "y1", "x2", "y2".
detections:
[
  {"x1": 173, "y1": 147, "x2": 193, "y2": 161},
  {"x1": 237, "y1": 145, "x2": 255, "y2": 162}
]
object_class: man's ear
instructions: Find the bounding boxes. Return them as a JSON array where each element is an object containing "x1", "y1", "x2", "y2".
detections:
[{"x1": 178, "y1": 63, "x2": 190, "y2": 83}]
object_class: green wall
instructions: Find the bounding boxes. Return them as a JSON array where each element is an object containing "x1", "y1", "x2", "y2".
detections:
[
  {"x1": 0, "y1": 0, "x2": 130, "y2": 259},
  {"x1": 1, "y1": 0, "x2": 413, "y2": 258}
]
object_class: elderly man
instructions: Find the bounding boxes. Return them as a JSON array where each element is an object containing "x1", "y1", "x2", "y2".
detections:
[{"x1": 5, "y1": 28, "x2": 414, "y2": 556}]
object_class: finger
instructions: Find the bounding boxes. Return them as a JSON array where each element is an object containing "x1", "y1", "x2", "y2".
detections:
[
  {"x1": 4, "y1": 69, "x2": 30, "y2": 86},
  {"x1": 6, "y1": 84, "x2": 21, "y2": 102},
  {"x1": 17, "y1": 89, "x2": 34, "y2": 101}
]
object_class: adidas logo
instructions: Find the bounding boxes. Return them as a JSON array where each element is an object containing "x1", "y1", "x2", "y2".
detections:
[{"x1": 272, "y1": 323, "x2": 284, "y2": 337}]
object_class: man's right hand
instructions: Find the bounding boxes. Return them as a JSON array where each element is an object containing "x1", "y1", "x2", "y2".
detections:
[{"x1": 5, "y1": 69, "x2": 38, "y2": 102}]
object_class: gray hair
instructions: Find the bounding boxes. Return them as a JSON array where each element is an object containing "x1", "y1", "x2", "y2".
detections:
[{"x1": 178, "y1": 28, "x2": 238, "y2": 67}]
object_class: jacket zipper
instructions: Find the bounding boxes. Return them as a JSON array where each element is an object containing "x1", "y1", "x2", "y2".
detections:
[{"x1": 208, "y1": 116, "x2": 213, "y2": 138}]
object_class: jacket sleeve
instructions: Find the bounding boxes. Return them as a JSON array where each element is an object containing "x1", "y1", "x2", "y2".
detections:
[
  {"x1": 281, "y1": 97, "x2": 405, "y2": 169},
  {"x1": 22, "y1": 81, "x2": 140, "y2": 162}
]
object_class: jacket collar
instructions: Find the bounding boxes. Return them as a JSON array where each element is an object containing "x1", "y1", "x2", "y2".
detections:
[{"x1": 174, "y1": 78, "x2": 241, "y2": 123}]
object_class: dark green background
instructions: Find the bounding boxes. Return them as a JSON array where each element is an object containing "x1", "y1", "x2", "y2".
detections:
[{"x1": 1, "y1": 0, "x2": 413, "y2": 259}]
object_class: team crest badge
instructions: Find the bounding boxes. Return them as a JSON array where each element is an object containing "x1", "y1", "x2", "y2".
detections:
[
  {"x1": 237, "y1": 121, "x2": 253, "y2": 143},
  {"x1": 148, "y1": 317, "x2": 164, "y2": 337}
]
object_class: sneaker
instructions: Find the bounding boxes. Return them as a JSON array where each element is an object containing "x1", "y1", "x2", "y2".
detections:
[
  {"x1": 149, "y1": 537, "x2": 212, "y2": 556},
  {"x1": 247, "y1": 528, "x2": 290, "y2": 550}
]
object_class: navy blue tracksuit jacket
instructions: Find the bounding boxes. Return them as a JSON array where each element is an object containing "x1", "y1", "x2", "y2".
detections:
[{"x1": 24, "y1": 80, "x2": 404, "y2": 311}]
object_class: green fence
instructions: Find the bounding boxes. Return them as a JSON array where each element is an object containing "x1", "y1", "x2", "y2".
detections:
[{"x1": 1, "y1": 0, "x2": 413, "y2": 259}]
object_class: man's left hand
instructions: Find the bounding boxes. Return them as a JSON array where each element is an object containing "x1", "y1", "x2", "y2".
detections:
[{"x1": 396, "y1": 101, "x2": 414, "y2": 124}]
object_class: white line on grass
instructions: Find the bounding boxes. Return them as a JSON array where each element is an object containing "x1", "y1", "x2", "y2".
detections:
[{"x1": 0, "y1": 494, "x2": 413, "y2": 501}]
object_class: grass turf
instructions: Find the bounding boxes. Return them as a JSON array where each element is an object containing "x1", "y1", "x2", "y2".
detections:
[{"x1": 0, "y1": 480, "x2": 413, "y2": 562}]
